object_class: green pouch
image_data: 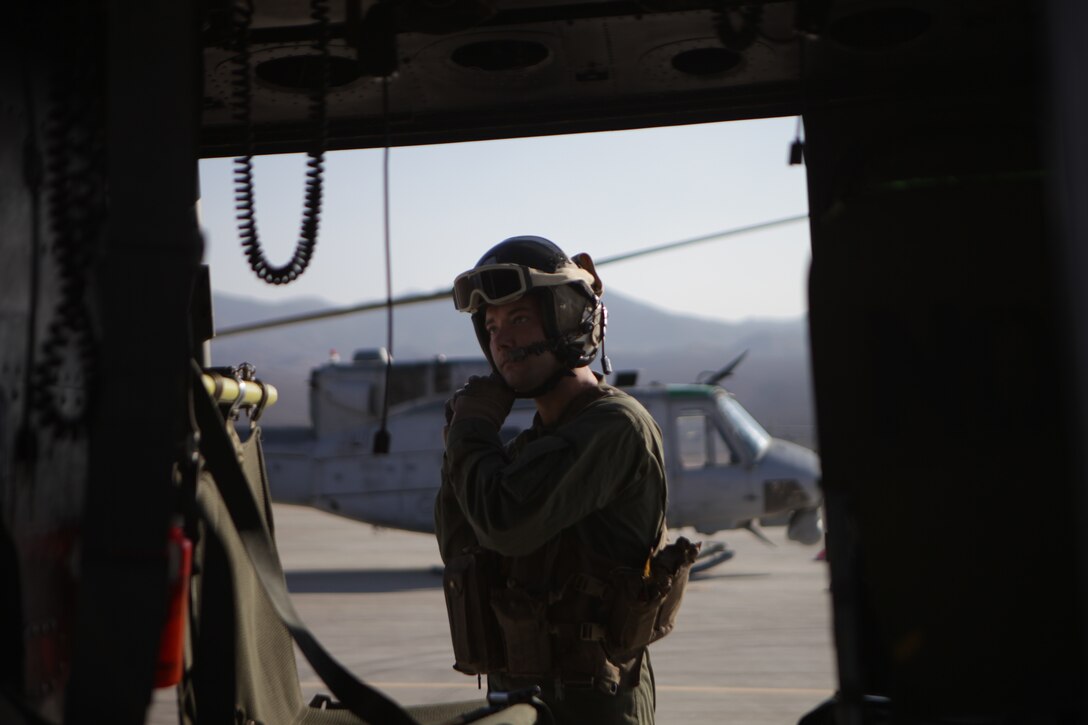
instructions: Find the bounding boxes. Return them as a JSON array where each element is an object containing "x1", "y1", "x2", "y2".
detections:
[
  {"x1": 606, "y1": 569, "x2": 661, "y2": 653},
  {"x1": 650, "y1": 536, "x2": 700, "y2": 642},
  {"x1": 443, "y1": 548, "x2": 506, "y2": 675},
  {"x1": 606, "y1": 536, "x2": 701, "y2": 652},
  {"x1": 489, "y1": 587, "x2": 552, "y2": 677}
]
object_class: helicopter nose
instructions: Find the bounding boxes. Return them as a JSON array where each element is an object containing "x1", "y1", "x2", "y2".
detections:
[
  {"x1": 754, "y1": 439, "x2": 822, "y2": 543},
  {"x1": 761, "y1": 439, "x2": 822, "y2": 510},
  {"x1": 759, "y1": 439, "x2": 823, "y2": 544}
]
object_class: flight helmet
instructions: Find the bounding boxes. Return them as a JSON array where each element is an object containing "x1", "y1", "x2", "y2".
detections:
[{"x1": 452, "y1": 235, "x2": 609, "y2": 374}]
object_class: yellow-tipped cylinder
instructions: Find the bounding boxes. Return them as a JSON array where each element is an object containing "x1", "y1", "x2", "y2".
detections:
[{"x1": 201, "y1": 373, "x2": 278, "y2": 408}]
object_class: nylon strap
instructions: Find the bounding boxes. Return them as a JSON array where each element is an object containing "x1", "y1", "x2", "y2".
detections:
[{"x1": 191, "y1": 363, "x2": 419, "y2": 725}]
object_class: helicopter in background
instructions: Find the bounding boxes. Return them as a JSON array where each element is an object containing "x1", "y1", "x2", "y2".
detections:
[{"x1": 259, "y1": 347, "x2": 822, "y2": 559}]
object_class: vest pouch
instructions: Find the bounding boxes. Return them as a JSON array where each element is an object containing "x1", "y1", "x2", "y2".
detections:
[
  {"x1": 650, "y1": 536, "x2": 700, "y2": 642},
  {"x1": 606, "y1": 569, "x2": 660, "y2": 653},
  {"x1": 605, "y1": 536, "x2": 701, "y2": 652},
  {"x1": 443, "y1": 548, "x2": 506, "y2": 675},
  {"x1": 489, "y1": 587, "x2": 552, "y2": 677}
]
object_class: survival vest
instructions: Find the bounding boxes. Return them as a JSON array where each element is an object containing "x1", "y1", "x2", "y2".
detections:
[{"x1": 442, "y1": 524, "x2": 700, "y2": 695}]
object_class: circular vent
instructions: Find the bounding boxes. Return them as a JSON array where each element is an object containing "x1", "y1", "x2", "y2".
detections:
[
  {"x1": 671, "y1": 47, "x2": 742, "y2": 76},
  {"x1": 827, "y1": 7, "x2": 933, "y2": 50},
  {"x1": 255, "y1": 55, "x2": 362, "y2": 91},
  {"x1": 451, "y1": 40, "x2": 549, "y2": 72}
]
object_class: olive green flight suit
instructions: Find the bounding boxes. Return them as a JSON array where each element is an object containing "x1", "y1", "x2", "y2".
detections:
[{"x1": 436, "y1": 382, "x2": 667, "y2": 725}]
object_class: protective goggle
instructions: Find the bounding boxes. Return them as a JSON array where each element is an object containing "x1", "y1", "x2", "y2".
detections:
[{"x1": 452, "y1": 263, "x2": 596, "y2": 313}]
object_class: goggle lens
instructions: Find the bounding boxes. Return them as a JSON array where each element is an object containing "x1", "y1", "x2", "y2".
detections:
[{"x1": 453, "y1": 266, "x2": 529, "y2": 312}]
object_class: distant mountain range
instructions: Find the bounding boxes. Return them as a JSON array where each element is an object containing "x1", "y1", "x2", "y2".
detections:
[{"x1": 209, "y1": 290, "x2": 817, "y2": 448}]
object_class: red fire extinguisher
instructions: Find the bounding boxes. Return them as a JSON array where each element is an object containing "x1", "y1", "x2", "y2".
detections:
[{"x1": 155, "y1": 524, "x2": 192, "y2": 688}]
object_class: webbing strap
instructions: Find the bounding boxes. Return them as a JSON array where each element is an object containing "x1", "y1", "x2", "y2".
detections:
[{"x1": 192, "y1": 364, "x2": 419, "y2": 725}]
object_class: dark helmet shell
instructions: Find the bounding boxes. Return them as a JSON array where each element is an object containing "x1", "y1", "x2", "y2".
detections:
[
  {"x1": 464, "y1": 235, "x2": 606, "y2": 372},
  {"x1": 474, "y1": 235, "x2": 569, "y2": 271}
]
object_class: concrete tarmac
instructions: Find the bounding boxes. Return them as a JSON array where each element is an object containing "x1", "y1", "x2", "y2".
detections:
[{"x1": 150, "y1": 504, "x2": 835, "y2": 724}]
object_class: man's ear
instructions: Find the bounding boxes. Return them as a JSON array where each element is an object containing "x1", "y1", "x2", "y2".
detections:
[{"x1": 571, "y1": 252, "x2": 603, "y2": 296}]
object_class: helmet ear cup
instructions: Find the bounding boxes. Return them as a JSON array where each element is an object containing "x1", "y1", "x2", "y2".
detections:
[{"x1": 547, "y1": 284, "x2": 604, "y2": 368}]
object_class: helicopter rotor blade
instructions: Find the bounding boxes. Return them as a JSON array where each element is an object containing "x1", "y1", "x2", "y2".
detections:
[
  {"x1": 699, "y1": 349, "x2": 749, "y2": 386},
  {"x1": 215, "y1": 288, "x2": 452, "y2": 337},
  {"x1": 215, "y1": 214, "x2": 808, "y2": 338},
  {"x1": 592, "y1": 214, "x2": 807, "y2": 266}
]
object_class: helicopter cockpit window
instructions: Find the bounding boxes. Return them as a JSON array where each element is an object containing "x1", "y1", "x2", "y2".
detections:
[
  {"x1": 676, "y1": 411, "x2": 736, "y2": 469},
  {"x1": 716, "y1": 393, "x2": 771, "y2": 460}
]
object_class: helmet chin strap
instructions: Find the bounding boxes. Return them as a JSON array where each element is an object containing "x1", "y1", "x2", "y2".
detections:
[
  {"x1": 506, "y1": 340, "x2": 553, "y2": 362},
  {"x1": 504, "y1": 338, "x2": 573, "y2": 399}
]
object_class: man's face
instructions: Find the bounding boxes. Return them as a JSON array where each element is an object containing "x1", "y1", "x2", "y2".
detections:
[{"x1": 485, "y1": 295, "x2": 561, "y2": 393}]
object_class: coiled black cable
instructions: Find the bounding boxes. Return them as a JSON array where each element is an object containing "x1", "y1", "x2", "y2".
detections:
[
  {"x1": 231, "y1": 0, "x2": 329, "y2": 285},
  {"x1": 30, "y1": 2, "x2": 105, "y2": 437}
]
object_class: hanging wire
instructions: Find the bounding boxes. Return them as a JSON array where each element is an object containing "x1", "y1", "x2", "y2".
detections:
[
  {"x1": 789, "y1": 19, "x2": 811, "y2": 167},
  {"x1": 789, "y1": 115, "x2": 805, "y2": 165},
  {"x1": 373, "y1": 75, "x2": 394, "y2": 454}
]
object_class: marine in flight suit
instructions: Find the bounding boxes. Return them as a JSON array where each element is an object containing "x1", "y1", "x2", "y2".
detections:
[{"x1": 435, "y1": 236, "x2": 670, "y2": 725}]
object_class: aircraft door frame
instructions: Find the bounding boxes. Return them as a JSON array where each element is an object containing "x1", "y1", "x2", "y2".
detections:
[{"x1": 665, "y1": 397, "x2": 759, "y2": 533}]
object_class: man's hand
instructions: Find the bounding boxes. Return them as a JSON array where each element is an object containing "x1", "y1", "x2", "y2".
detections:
[{"x1": 447, "y1": 374, "x2": 515, "y2": 429}]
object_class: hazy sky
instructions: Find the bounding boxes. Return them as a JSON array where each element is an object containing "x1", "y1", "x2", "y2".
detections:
[{"x1": 198, "y1": 116, "x2": 811, "y2": 324}]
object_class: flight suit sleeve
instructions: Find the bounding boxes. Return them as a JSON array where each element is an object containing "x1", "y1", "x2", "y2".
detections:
[
  {"x1": 443, "y1": 400, "x2": 655, "y2": 557},
  {"x1": 434, "y1": 453, "x2": 481, "y2": 564}
]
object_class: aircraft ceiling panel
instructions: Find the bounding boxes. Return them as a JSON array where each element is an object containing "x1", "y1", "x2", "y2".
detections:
[
  {"x1": 199, "y1": 1, "x2": 803, "y2": 156},
  {"x1": 198, "y1": 0, "x2": 1022, "y2": 157}
]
